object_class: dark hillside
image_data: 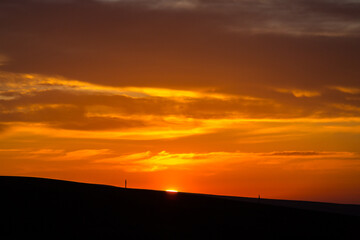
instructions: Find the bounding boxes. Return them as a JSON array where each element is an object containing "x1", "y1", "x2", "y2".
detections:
[{"x1": 0, "y1": 176, "x2": 358, "y2": 239}]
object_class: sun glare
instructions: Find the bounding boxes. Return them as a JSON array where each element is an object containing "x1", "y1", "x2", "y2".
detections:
[{"x1": 165, "y1": 189, "x2": 178, "y2": 193}]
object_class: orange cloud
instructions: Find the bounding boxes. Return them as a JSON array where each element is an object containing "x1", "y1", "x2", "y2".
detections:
[
  {"x1": 0, "y1": 71, "x2": 234, "y2": 100},
  {"x1": 4, "y1": 147, "x2": 356, "y2": 173},
  {"x1": 275, "y1": 88, "x2": 321, "y2": 98},
  {"x1": 91, "y1": 150, "x2": 358, "y2": 172},
  {"x1": 330, "y1": 86, "x2": 360, "y2": 94}
]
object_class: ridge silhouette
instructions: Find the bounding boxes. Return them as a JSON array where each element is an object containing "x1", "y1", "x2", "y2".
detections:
[{"x1": 0, "y1": 176, "x2": 359, "y2": 239}]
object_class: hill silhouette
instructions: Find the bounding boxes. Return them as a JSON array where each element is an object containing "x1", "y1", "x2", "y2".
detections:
[{"x1": 0, "y1": 176, "x2": 359, "y2": 239}]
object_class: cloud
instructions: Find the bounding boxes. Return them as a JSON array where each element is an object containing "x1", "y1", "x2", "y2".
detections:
[
  {"x1": 330, "y1": 86, "x2": 360, "y2": 94},
  {"x1": 0, "y1": 71, "x2": 234, "y2": 100},
  {"x1": 153, "y1": 0, "x2": 199, "y2": 10},
  {"x1": 220, "y1": 0, "x2": 360, "y2": 36},
  {"x1": 2, "y1": 70, "x2": 360, "y2": 126},
  {"x1": 0, "y1": 148, "x2": 112, "y2": 162},
  {"x1": 331, "y1": 104, "x2": 360, "y2": 114},
  {"x1": 92, "y1": 150, "x2": 359, "y2": 172},
  {"x1": 29, "y1": 149, "x2": 64, "y2": 155},
  {"x1": 58, "y1": 149, "x2": 111, "y2": 160},
  {"x1": 0, "y1": 106, "x2": 152, "y2": 131},
  {"x1": 53, "y1": 116, "x2": 148, "y2": 131},
  {"x1": 262, "y1": 151, "x2": 351, "y2": 157},
  {"x1": 121, "y1": 151, "x2": 152, "y2": 160},
  {"x1": 2, "y1": 82, "x2": 360, "y2": 142},
  {"x1": 103, "y1": 0, "x2": 360, "y2": 36},
  {"x1": 275, "y1": 88, "x2": 321, "y2": 98}
]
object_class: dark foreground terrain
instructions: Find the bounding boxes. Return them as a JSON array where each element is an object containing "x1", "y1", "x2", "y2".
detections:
[{"x1": 0, "y1": 176, "x2": 359, "y2": 239}]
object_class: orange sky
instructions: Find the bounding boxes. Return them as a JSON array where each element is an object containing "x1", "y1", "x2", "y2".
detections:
[{"x1": 1, "y1": 0, "x2": 360, "y2": 204}]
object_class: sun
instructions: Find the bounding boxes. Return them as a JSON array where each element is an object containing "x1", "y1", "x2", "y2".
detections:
[{"x1": 165, "y1": 189, "x2": 178, "y2": 193}]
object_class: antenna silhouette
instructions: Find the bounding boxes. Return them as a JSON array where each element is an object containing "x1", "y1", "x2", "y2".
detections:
[{"x1": 125, "y1": 179, "x2": 127, "y2": 189}]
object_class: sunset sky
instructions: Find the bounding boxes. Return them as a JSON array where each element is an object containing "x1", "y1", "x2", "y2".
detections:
[{"x1": 1, "y1": 0, "x2": 360, "y2": 204}]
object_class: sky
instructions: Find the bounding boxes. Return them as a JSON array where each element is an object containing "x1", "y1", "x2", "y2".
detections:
[{"x1": 1, "y1": 0, "x2": 360, "y2": 204}]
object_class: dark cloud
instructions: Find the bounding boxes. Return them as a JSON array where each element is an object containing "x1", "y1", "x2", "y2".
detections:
[
  {"x1": 0, "y1": 0, "x2": 359, "y2": 92},
  {"x1": 264, "y1": 151, "x2": 324, "y2": 156},
  {"x1": 0, "y1": 101, "x2": 149, "y2": 130}
]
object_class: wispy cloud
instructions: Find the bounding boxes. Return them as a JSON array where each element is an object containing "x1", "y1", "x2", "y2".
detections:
[
  {"x1": 99, "y1": 0, "x2": 360, "y2": 36},
  {"x1": 0, "y1": 148, "x2": 111, "y2": 161},
  {"x1": 9, "y1": 147, "x2": 353, "y2": 172},
  {"x1": 330, "y1": 86, "x2": 360, "y2": 94},
  {"x1": 17, "y1": 0, "x2": 360, "y2": 36},
  {"x1": 275, "y1": 88, "x2": 321, "y2": 98},
  {"x1": 0, "y1": 71, "x2": 234, "y2": 100},
  {"x1": 92, "y1": 150, "x2": 359, "y2": 172},
  {"x1": 97, "y1": 0, "x2": 199, "y2": 9}
]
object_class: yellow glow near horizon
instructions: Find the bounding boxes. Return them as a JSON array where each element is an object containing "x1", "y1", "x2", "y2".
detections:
[{"x1": 165, "y1": 189, "x2": 178, "y2": 193}]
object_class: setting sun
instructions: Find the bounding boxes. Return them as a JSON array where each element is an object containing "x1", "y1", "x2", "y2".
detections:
[{"x1": 166, "y1": 189, "x2": 178, "y2": 193}]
